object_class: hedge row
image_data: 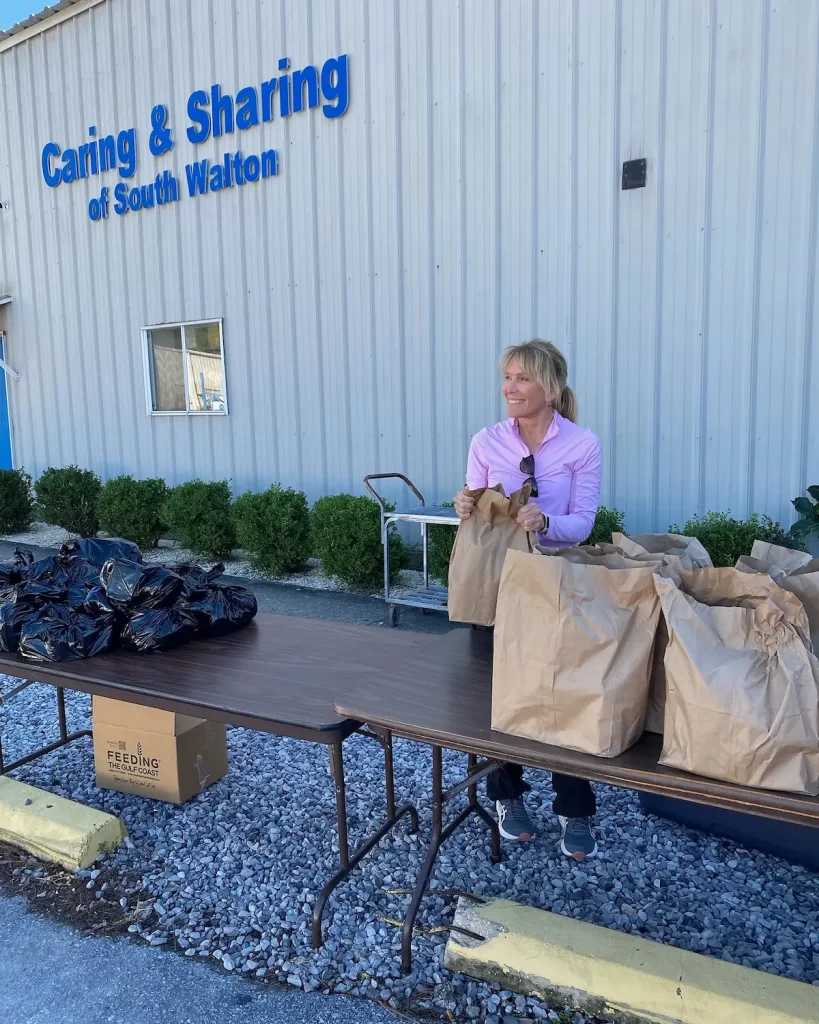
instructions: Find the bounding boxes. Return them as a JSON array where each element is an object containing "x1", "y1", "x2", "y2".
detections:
[{"x1": 0, "y1": 465, "x2": 811, "y2": 590}]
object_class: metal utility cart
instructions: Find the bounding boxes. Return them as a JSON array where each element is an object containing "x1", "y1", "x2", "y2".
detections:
[{"x1": 364, "y1": 474, "x2": 459, "y2": 627}]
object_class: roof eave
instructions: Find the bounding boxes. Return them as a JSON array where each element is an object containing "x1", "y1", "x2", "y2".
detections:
[{"x1": 0, "y1": 0, "x2": 106, "y2": 50}]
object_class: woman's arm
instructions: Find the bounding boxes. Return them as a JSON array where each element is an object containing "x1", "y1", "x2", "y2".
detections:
[
  {"x1": 465, "y1": 434, "x2": 489, "y2": 490},
  {"x1": 455, "y1": 434, "x2": 489, "y2": 519},
  {"x1": 538, "y1": 436, "x2": 601, "y2": 546}
]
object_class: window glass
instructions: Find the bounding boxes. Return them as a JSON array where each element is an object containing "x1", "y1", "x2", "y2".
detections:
[
  {"x1": 144, "y1": 321, "x2": 226, "y2": 414},
  {"x1": 184, "y1": 323, "x2": 225, "y2": 412},
  {"x1": 148, "y1": 327, "x2": 185, "y2": 411}
]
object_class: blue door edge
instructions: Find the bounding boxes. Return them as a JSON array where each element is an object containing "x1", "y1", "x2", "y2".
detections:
[{"x1": 0, "y1": 334, "x2": 14, "y2": 470}]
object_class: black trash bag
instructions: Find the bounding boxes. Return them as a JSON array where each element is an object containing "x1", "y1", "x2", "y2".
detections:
[
  {"x1": 22, "y1": 554, "x2": 100, "y2": 589},
  {"x1": 184, "y1": 584, "x2": 258, "y2": 637},
  {"x1": 21, "y1": 554, "x2": 63, "y2": 582},
  {"x1": 175, "y1": 562, "x2": 225, "y2": 597},
  {"x1": 0, "y1": 575, "x2": 67, "y2": 652},
  {"x1": 65, "y1": 556, "x2": 100, "y2": 580},
  {"x1": 82, "y1": 585, "x2": 117, "y2": 618},
  {"x1": 100, "y1": 560, "x2": 184, "y2": 610},
  {"x1": 119, "y1": 604, "x2": 198, "y2": 653},
  {"x1": 0, "y1": 550, "x2": 34, "y2": 586},
  {"x1": 2, "y1": 579, "x2": 67, "y2": 611},
  {"x1": 19, "y1": 603, "x2": 116, "y2": 662},
  {"x1": 0, "y1": 598, "x2": 35, "y2": 652},
  {"x1": 61, "y1": 538, "x2": 142, "y2": 566},
  {"x1": 65, "y1": 582, "x2": 96, "y2": 610}
]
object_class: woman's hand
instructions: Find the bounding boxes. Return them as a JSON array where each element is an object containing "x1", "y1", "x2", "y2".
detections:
[
  {"x1": 454, "y1": 489, "x2": 476, "y2": 520},
  {"x1": 517, "y1": 504, "x2": 547, "y2": 533}
]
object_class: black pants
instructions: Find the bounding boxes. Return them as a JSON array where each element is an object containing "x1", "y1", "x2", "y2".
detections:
[{"x1": 486, "y1": 762, "x2": 596, "y2": 818}]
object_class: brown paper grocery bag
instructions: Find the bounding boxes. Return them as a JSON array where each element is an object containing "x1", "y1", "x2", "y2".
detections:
[
  {"x1": 612, "y1": 533, "x2": 714, "y2": 735},
  {"x1": 491, "y1": 546, "x2": 661, "y2": 757},
  {"x1": 447, "y1": 484, "x2": 532, "y2": 627},
  {"x1": 654, "y1": 568, "x2": 819, "y2": 795},
  {"x1": 750, "y1": 540, "x2": 813, "y2": 573},
  {"x1": 613, "y1": 532, "x2": 713, "y2": 570},
  {"x1": 736, "y1": 548, "x2": 819, "y2": 652}
]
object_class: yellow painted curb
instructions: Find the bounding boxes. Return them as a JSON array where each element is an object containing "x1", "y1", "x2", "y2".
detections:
[
  {"x1": 0, "y1": 777, "x2": 126, "y2": 871},
  {"x1": 444, "y1": 898, "x2": 819, "y2": 1024}
]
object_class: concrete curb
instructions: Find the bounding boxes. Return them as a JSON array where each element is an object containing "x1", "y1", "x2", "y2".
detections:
[
  {"x1": 444, "y1": 898, "x2": 819, "y2": 1024},
  {"x1": 0, "y1": 777, "x2": 126, "y2": 870}
]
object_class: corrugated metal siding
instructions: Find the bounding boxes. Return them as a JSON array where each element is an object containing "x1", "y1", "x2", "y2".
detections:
[{"x1": 1, "y1": 0, "x2": 818, "y2": 532}]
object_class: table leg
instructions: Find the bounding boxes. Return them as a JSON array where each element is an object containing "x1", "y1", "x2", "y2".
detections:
[
  {"x1": 383, "y1": 730, "x2": 396, "y2": 820},
  {"x1": 312, "y1": 730, "x2": 418, "y2": 949},
  {"x1": 330, "y1": 737, "x2": 350, "y2": 869},
  {"x1": 57, "y1": 687, "x2": 68, "y2": 742},
  {"x1": 467, "y1": 753, "x2": 502, "y2": 864},
  {"x1": 0, "y1": 683, "x2": 92, "y2": 775},
  {"x1": 401, "y1": 747, "x2": 501, "y2": 973}
]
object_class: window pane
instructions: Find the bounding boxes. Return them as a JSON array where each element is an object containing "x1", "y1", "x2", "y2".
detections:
[
  {"x1": 185, "y1": 323, "x2": 225, "y2": 411},
  {"x1": 148, "y1": 328, "x2": 185, "y2": 411}
]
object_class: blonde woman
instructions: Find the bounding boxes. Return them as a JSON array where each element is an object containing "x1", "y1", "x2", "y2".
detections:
[{"x1": 454, "y1": 340, "x2": 602, "y2": 859}]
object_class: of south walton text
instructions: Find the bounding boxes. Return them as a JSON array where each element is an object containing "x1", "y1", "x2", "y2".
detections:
[{"x1": 39, "y1": 54, "x2": 348, "y2": 222}]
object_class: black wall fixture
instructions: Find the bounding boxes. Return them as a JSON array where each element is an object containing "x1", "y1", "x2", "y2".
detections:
[{"x1": 622, "y1": 158, "x2": 647, "y2": 190}]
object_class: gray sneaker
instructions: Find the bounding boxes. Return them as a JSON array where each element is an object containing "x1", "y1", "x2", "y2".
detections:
[
  {"x1": 558, "y1": 815, "x2": 598, "y2": 859},
  {"x1": 496, "y1": 798, "x2": 535, "y2": 841}
]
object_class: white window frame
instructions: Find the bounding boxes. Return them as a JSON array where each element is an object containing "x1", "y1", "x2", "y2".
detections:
[{"x1": 141, "y1": 318, "x2": 228, "y2": 416}]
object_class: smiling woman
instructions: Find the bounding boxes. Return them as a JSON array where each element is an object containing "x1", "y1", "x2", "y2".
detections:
[
  {"x1": 455, "y1": 340, "x2": 600, "y2": 549},
  {"x1": 452, "y1": 338, "x2": 603, "y2": 859}
]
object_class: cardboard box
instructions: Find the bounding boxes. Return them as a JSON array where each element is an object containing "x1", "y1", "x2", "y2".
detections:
[
  {"x1": 93, "y1": 695, "x2": 202, "y2": 736},
  {"x1": 92, "y1": 697, "x2": 228, "y2": 804}
]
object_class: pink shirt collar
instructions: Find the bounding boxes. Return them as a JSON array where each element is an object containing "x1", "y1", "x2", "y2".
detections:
[{"x1": 510, "y1": 410, "x2": 562, "y2": 452}]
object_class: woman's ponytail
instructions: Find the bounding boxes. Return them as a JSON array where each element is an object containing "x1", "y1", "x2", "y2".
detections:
[{"x1": 555, "y1": 384, "x2": 577, "y2": 423}]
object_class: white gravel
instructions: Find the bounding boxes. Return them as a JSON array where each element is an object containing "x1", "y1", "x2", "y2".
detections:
[
  {"x1": 2, "y1": 523, "x2": 74, "y2": 549},
  {"x1": 2, "y1": 677, "x2": 818, "y2": 1022}
]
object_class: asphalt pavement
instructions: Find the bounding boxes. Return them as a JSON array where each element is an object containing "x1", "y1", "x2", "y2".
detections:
[{"x1": 0, "y1": 897, "x2": 398, "y2": 1024}]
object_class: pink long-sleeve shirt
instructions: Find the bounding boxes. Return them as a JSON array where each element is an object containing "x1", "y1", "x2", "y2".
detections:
[{"x1": 465, "y1": 411, "x2": 602, "y2": 548}]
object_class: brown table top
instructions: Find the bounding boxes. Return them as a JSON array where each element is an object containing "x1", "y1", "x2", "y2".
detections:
[
  {"x1": 335, "y1": 627, "x2": 819, "y2": 828},
  {"x1": 0, "y1": 613, "x2": 435, "y2": 743}
]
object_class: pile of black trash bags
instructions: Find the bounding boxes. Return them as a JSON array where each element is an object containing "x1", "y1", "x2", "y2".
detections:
[{"x1": 0, "y1": 538, "x2": 258, "y2": 662}]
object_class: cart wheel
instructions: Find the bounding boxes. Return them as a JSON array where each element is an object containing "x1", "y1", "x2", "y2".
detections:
[{"x1": 388, "y1": 606, "x2": 399, "y2": 627}]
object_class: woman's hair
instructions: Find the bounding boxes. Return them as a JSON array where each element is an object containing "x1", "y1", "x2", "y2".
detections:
[{"x1": 499, "y1": 339, "x2": 577, "y2": 423}]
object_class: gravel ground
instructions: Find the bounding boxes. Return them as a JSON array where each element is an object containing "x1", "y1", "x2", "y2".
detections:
[
  {"x1": 2, "y1": 678, "x2": 819, "y2": 1023},
  {"x1": 2, "y1": 523, "x2": 74, "y2": 549}
]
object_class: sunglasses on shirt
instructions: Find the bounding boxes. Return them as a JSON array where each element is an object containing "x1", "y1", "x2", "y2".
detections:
[{"x1": 520, "y1": 454, "x2": 539, "y2": 498}]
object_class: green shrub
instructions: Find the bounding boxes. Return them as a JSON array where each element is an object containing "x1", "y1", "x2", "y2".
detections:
[
  {"x1": 98, "y1": 476, "x2": 167, "y2": 549},
  {"x1": 312, "y1": 493, "x2": 404, "y2": 591},
  {"x1": 429, "y1": 501, "x2": 456, "y2": 584},
  {"x1": 0, "y1": 468, "x2": 34, "y2": 533},
  {"x1": 35, "y1": 465, "x2": 102, "y2": 536},
  {"x1": 162, "y1": 480, "x2": 236, "y2": 558},
  {"x1": 790, "y1": 486, "x2": 819, "y2": 546},
  {"x1": 586, "y1": 506, "x2": 626, "y2": 546},
  {"x1": 234, "y1": 485, "x2": 312, "y2": 575},
  {"x1": 669, "y1": 511, "x2": 804, "y2": 568}
]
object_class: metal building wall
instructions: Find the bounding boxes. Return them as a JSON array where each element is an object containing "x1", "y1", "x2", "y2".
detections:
[{"x1": 1, "y1": 0, "x2": 818, "y2": 532}]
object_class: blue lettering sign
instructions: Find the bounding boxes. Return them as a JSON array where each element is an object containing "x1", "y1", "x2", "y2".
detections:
[{"x1": 37, "y1": 50, "x2": 348, "y2": 221}]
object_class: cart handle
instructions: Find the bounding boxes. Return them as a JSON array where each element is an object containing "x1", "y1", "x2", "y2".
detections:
[{"x1": 363, "y1": 473, "x2": 425, "y2": 511}]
